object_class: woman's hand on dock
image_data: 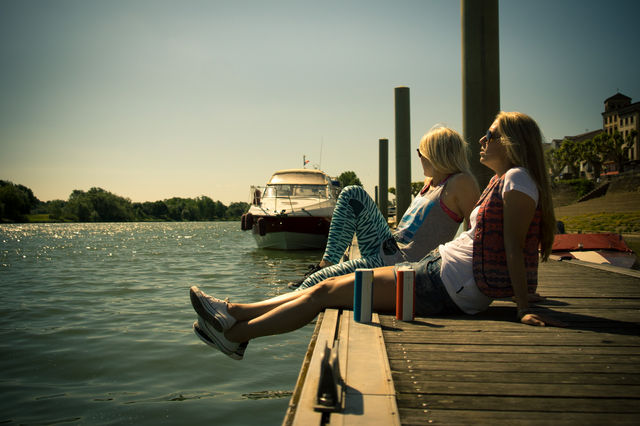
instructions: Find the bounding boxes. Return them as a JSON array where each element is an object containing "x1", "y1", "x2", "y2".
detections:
[{"x1": 520, "y1": 312, "x2": 567, "y2": 327}]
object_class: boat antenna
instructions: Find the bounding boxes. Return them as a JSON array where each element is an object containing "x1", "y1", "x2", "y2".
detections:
[
  {"x1": 303, "y1": 155, "x2": 310, "y2": 169},
  {"x1": 319, "y1": 137, "x2": 323, "y2": 170}
]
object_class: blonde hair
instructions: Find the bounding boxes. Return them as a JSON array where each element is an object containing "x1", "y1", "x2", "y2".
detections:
[
  {"x1": 495, "y1": 111, "x2": 556, "y2": 261},
  {"x1": 419, "y1": 126, "x2": 471, "y2": 175}
]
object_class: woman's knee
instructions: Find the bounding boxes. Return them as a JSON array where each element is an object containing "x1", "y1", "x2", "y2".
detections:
[
  {"x1": 306, "y1": 277, "x2": 341, "y2": 304},
  {"x1": 304, "y1": 280, "x2": 328, "y2": 306},
  {"x1": 339, "y1": 185, "x2": 367, "y2": 201}
]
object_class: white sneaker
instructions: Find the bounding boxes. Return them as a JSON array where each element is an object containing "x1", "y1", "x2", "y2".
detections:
[
  {"x1": 189, "y1": 286, "x2": 237, "y2": 332},
  {"x1": 193, "y1": 318, "x2": 247, "y2": 360}
]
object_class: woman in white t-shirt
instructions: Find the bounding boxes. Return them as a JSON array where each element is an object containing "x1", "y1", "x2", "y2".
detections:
[{"x1": 188, "y1": 112, "x2": 564, "y2": 360}]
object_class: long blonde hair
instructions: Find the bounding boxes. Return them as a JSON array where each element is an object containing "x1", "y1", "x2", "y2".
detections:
[
  {"x1": 419, "y1": 126, "x2": 471, "y2": 175},
  {"x1": 495, "y1": 111, "x2": 556, "y2": 261}
]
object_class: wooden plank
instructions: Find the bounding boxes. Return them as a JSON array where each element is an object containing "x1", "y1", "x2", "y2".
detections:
[
  {"x1": 392, "y1": 369, "x2": 640, "y2": 385},
  {"x1": 287, "y1": 310, "x2": 400, "y2": 426},
  {"x1": 330, "y1": 312, "x2": 400, "y2": 426},
  {"x1": 399, "y1": 409, "x2": 640, "y2": 425},
  {"x1": 558, "y1": 258, "x2": 640, "y2": 278},
  {"x1": 390, "y1": 359, "x2": 638, "y2": 374},
  {"x1": 383, "y1": 320, "x2": 640, "y2": 333},
  {"x1": 290, "y1": 309, "x2": 340, "y2": 426},
  {"x1": 397, "y1": 394, "x2": 640, "y2": 413},
  {"x1": 381, "y1": 311, "x2": 640, "y2": 326},
  {"x1": 386, "y1": 343, "x2": 640, "y2": 355},
  {"x1": 383, "y1": 333, "x2": 640, "y2": 346},
  {"x1": 283, "y1": 314, "x2": 325, "y2": 426},
  {"x1": 392, "y1": 380, "x2": 640, "y2": 398},
  {"x1": 387, "y1": 351, "x2": 640, "y2": 367}
]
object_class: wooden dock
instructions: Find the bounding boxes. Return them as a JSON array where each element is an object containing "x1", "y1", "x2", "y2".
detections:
[{"x1": 284, "y1": 260, "x2": 640, "y2": 425}]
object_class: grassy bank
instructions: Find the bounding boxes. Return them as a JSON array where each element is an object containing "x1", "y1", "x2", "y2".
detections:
[
  {"x1": 556, "y1": 212, "x2": 640, "y2": 234},
  {"x1": 553, "y1": 185, "x2": 640, "y2": 259}
]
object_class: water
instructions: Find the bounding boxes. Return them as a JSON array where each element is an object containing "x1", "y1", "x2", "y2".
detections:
[{"x1": 0, "y1": 222, "x2": 323, "y2": 425}]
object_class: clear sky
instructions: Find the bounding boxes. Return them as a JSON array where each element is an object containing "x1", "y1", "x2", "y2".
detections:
[{"x1": 1, "y1": 0, "x2": 639, "y2": 205}]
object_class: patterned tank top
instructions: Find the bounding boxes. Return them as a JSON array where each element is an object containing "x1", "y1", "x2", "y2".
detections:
[{"x1": 383, "y1": 174, "x2": 463, "y2": 264}]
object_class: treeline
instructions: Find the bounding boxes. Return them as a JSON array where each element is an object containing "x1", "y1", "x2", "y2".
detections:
[
  {"x1": 547, "y1": 129, "x2": 638, "y2": 180},
  {"x1": 0, "y1": 181, "x2": 248, "y2": 223}
]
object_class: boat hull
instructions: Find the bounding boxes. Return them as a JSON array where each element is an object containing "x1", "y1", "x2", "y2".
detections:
[
  {"x1": 250, "y1": 215, "x2": 330, "y2": 250},
  {"x1": 241, "y1": 168, "x2": 339, "y2": 250},
  {"x1": 551, "y1": 250, "x2": 637, "y2": 269},
  {"x1": 551, "y1": 233, "x2": 638, "y2": 269}
]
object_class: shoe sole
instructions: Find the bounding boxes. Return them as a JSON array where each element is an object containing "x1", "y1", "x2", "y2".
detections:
[
  {"x1": 190, "y1": 287, "x2": 225, "y2": 332},
  {"x1": 193, "y1": 321, "x2": 243, "y2": 360}
]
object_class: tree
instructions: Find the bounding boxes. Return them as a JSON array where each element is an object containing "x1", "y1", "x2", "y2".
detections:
[
  {"x1": 389, "y1": 181, "x2": 428, "y2": 198},
  {"x1": 213, "y1": 201, "x2": 226, "y2": 220},
  {"x1": 0, "y1": 182, "x2": 31, "y2": 221},
  {"x1": 142, "y1": 201, "x2": 170, "y2": 219},
  {"x1": 164, "y1": 197, "x2": 199, "y2": 221},
  {"x1": 0, "y1": 179, "x2": 253, "y2": 222},
  {"x1": 38, "y1": 200, "x2": 66, "y2": 220},
  {"x1": 16, "y1": 183, "x2": 40, "y2": 209},
  {"x1": 579, "y1": 133, "x2": 608, "y2": 181},
  {"x1": 63, "y1": 192, "x2": 93, "y2": 221},
  {"x1": 337, "y1": 171, "x2": 362, "y2": 188},
  {"x1": 196, "y1": 196, "x2": 216, "y2": 220},
  {"x1": 61, "y1": 188, "x2": 134, "y2": 222},
  {"x1": 225, "y1": 202, "x2": 249, "y2": 220},
  {"x1": 411, "y1": 182, "x2": 424, "y2": 197},
  {"x1": 602, "y1": 130, "x2": 628, "y2": 173},
  {"x1": 544, "y1": 148, "x2": 563, "y2": 181},
  {"x1": 603, "y1": 129, "x2": 638, "y2": 174},
  {"x1": 553, "y1": 139, "x2": 581, "y2": 178}
]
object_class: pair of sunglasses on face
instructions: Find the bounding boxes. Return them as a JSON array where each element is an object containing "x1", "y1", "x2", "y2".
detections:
[{"x1": 482, "y1": 129, "x2": 500, "y2": 146}]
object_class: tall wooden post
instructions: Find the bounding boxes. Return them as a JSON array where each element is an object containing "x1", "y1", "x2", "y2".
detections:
[
  {"x1": 378, "y1": 138, "x2": 389, "y2": 219},
  {"x1": 394, "y1": 87, "x2": 411, "y2": 219},
  {"x1": 461, "y1": 0, "x2": 500, "y2": 188}
]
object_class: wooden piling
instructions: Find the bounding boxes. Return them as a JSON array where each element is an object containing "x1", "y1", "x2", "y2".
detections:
[
  {"x1": 394, "y1": 87, "x2": 411, "y2": 219},
  {"x1": 461, "y1": 0, "x2": 500, "y2": 188},
  {"x1": 379, "y1": 138, "x2": 389, "y2": 219}
]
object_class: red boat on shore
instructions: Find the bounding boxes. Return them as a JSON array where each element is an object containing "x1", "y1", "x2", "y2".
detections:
[{"x1": 551, "y1": 233, "x2": 637, "y2": 269}]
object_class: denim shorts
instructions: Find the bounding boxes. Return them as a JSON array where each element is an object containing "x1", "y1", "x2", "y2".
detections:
[{"x1": 405, "y1": 249, "x2": 462, "y2": 316}]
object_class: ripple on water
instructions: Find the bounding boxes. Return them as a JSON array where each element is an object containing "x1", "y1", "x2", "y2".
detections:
[{"x1": 0, "y1": 222, "x2": 322, "y2": 425}]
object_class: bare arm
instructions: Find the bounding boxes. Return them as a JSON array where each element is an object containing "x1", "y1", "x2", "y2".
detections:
[
  {"x1": 445, "y1": 173, "x2": 480, "y2": 231},
  {"x1": 503, "y1": 190, "x2": 565, "y2": 327}
]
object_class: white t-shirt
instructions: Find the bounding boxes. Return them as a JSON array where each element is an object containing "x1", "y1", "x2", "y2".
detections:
[{"x1": 438, "y1": 167, "x2": 539, "y2": 314}]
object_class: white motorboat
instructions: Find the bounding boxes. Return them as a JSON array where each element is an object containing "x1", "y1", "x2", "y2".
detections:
[{"x1": 241, "y1": 169, "x2": 340, "y2": 250}]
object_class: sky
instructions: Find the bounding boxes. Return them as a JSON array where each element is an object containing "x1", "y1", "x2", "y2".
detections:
[{"x1": 1, "y1": 0, "x2": 639, "y2": 205}]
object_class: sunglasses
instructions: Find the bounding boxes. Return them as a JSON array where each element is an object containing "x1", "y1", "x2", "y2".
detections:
[
  {"x1": 482, "y1": 129, "x2": 500, "y2": 146},
  {"x1": 416, "y1": 148, "x2": 423, "y2": 158}
]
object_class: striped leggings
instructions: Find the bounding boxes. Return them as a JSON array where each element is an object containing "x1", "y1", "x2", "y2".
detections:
[{"x1": 296, "y1": 185, "x2": 394, "y2": 290}]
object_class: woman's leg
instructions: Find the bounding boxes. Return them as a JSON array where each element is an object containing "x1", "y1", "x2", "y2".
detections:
[
  {"x1": 296, "y1": 256, "x2": 384, "y2": 290},
  {"x1": 226, "y1": 266, "x2": 397, "y2": 342},
  {"x1": 323, "y1": 186, "x2": 394, "y2": 264}
]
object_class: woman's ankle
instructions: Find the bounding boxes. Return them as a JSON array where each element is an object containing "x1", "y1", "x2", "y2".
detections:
[
  {"x1": 224, "y1": 327, "x2": 243, "y2": 343},
  {"x1": 319, "y1": 259, "x2": 333, "y2": 268},
  {"x1": 226, "y1": 302, "x2": 241, "y2": 320}
]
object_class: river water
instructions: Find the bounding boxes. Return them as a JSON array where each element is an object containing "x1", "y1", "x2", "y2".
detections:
[{"x1": 0, "y1": 222, "x2": 322, "y2": 425}]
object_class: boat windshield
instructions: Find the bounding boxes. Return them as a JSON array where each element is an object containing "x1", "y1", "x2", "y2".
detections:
[{"x1": 263, "y1": 184, "x2": 328, "y2": 198}]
